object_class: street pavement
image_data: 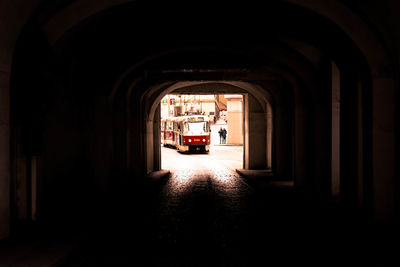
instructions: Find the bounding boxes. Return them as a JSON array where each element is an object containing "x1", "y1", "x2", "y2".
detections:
[
  {"x1": 11, "y1": 145, "x2": 369, "y2": 266},
  {"x1": 161, "y1": 144, "x2": 243, "y2": 171},
  {"x1": 1, "y1": 122, "x2": 385, "y2": 266}
]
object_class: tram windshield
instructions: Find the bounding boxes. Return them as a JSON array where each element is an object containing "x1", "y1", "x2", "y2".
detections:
[{"x1": 184, "y1": 121, "x2": 209, "y2": 134}]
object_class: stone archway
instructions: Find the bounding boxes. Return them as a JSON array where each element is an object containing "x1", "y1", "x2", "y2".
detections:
[
  {"x1": 144, "y1": 81, "x2": 275, "y2": 175},
  {"x1": 2, "y1": 0, "x2": 398, "y2": 240}
]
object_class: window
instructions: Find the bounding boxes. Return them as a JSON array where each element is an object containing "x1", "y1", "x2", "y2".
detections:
[{"x1": 184, "y1": 121, "x2": 208, "y2": 134}]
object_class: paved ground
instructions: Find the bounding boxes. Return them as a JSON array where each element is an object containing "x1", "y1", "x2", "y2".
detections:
[
  {"x1": 1, "y1": 132, "x2": 398, "y2": 266},
  {"x1": 161, "y1": 144, "x2": 243, "y2": 171},
  {"x1": 55, "y1": 144, "x2": 378, "y2": 266}
]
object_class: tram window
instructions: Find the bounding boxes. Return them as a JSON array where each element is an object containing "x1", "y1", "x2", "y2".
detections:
[
  {"x1": 204, "y1": 122, "x2": 210, "y2": 132},
  {"x1": 184, "y1": 121, "x2": 208, "y2": 134}
]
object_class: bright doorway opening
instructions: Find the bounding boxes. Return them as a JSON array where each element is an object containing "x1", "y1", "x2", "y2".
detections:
[{"x1": 160, "y1": 94, "x2": 244, "y2": 171}]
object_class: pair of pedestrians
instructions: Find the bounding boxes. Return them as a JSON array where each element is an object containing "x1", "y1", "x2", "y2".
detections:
[{"x1": 218, "y1": 127, "x2": 227, "y2": 144}]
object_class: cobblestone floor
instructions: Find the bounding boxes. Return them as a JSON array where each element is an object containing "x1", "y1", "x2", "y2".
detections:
[
  {"x1": 2, "y1": 145, "x2": 392, "y2": 266},
  {"x1": 149, "y1": 145, "x2": 259, "y2": 266},
  {"x1": 43, "y1": 146, "x2": 371, "y2": 266},
  {"x1": 61, "y1": 145, "x2": 301, "y2": 266}
]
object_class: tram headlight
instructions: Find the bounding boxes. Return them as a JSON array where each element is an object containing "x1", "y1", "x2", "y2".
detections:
[
  {"x1": 202, "y1": 138, "x2": 206, "y2": 142},
  {"x1": 188, "y1": 139, "x2": 192, "y2": 142}
]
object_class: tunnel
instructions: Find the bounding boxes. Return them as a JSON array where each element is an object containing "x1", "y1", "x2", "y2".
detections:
[{"x1": 0, "y1": 0, "x2": 399, "y2": 266}]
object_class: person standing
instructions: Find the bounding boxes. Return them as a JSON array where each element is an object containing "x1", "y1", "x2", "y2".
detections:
[
  {"x1": 222, "y1": 128, "x2": 227, "y2": 144},
  {"x1": 218, "y1": 127, "x2": 223, "y2": 144}
]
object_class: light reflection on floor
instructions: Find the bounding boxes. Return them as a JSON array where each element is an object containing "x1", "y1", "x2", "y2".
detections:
[{"x1": 160, "y1": 145, "x2": 253, "y2": 217}]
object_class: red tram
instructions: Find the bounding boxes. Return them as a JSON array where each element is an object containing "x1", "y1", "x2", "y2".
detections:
[{"x1": 161, "y1": 115, "x2": 210, "y2": 152}]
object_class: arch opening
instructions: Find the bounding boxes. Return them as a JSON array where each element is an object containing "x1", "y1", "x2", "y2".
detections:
[{"x1": 140, "y1": 80, "x2": 288, "y2": 182}]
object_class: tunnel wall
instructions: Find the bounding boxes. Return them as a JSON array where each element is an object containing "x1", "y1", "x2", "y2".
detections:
[
  {"x1": 246, "y1": 94, "x2": 267, "y2": 169},
  {"x1": 0, "y1": 0, "x2": 41, "y2": 238}
]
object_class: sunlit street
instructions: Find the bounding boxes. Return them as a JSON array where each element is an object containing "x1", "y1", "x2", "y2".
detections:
[
  {"x1": 160, "y1": 117, "x2": 247, "y2": 208},
  {"x1": 161, "y1": 144, "x2": 243, "y2": 172}
]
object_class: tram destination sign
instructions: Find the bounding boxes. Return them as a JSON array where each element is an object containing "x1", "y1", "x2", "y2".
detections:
[{"x1": 187, "y1": 117, "x2": 204, "y2": 122}]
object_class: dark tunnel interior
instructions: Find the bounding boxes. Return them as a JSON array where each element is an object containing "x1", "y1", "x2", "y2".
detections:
[{"x1": 0, "y1": 0, "x2": 399, "y2": 266}]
